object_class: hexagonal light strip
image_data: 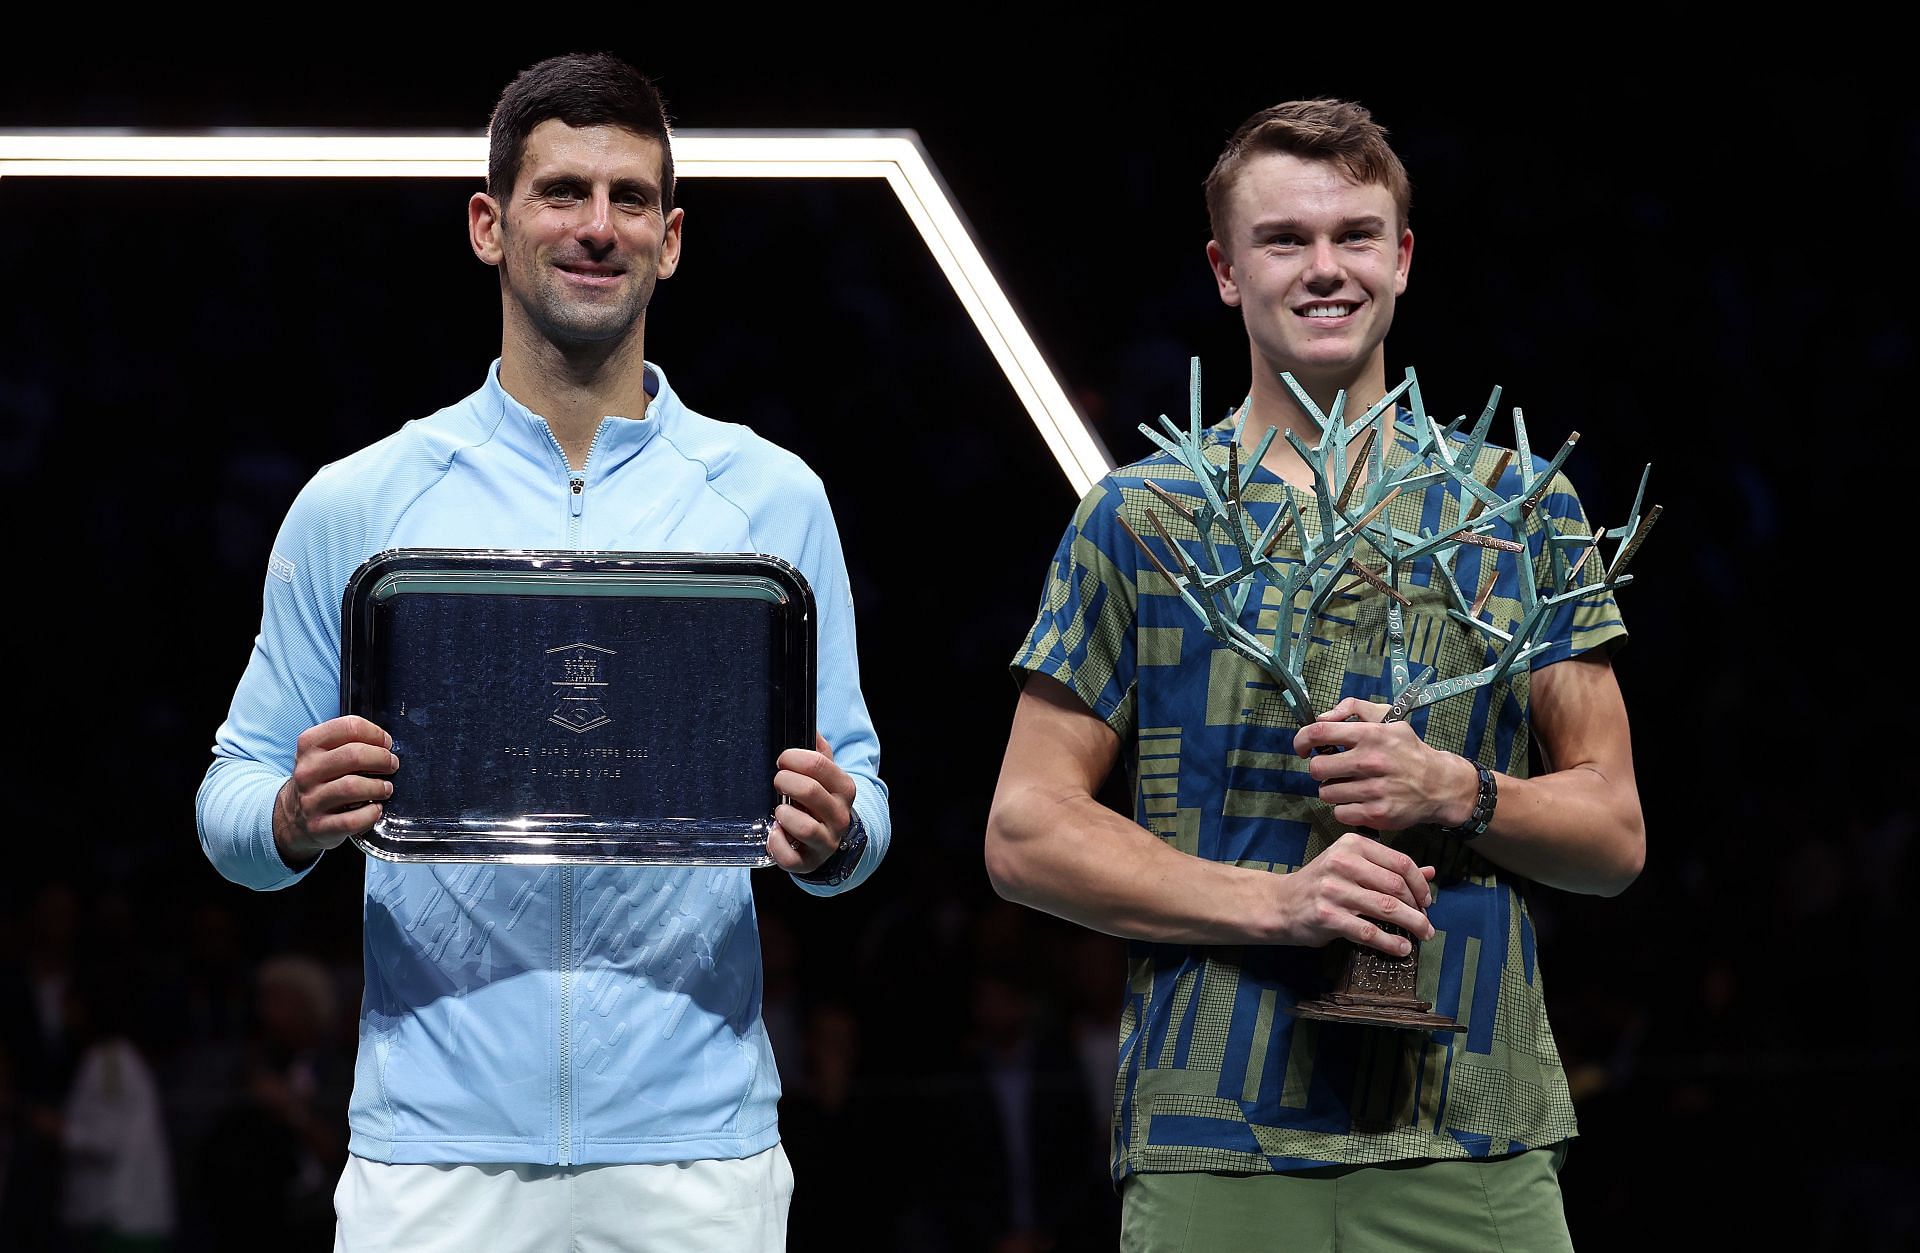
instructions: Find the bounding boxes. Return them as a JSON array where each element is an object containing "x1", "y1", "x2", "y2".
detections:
[{"x1": 0, "y1": 130, "x2": 1112, "y2": 494}]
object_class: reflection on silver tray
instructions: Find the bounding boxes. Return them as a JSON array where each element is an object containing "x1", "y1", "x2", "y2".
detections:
[{"x1": 340, "y1": 549, "x2": 815, "y2": 866}]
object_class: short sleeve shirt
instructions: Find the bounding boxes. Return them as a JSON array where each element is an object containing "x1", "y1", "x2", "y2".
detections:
[{"x1": 1012, "y1": 417, "x2": 1625, "y2": 1178}]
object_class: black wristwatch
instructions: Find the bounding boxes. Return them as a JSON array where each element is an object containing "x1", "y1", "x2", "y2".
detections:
[
  {"x1": 797, "y1": 811, "x2": 868, "y2": 887},
  {"x1": 1439, "y1": 762, "x2": 1497, "y2": 841}
]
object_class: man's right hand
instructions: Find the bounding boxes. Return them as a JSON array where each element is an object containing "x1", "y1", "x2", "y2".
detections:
[
  {"x1": 1273, "y1": 832, "x2": 1436, "y2": 957},
  {"x1": 273, "y1": 715, "x2": 397, "y2": 869}
]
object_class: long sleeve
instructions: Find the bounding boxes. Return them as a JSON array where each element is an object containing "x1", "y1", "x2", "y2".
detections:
[
  {"x1": 196, "y1": 476, "x2": 353, "y2": 891},
  {"x1": 781, "y1": 478, "x2": 890, "y2": 897}
]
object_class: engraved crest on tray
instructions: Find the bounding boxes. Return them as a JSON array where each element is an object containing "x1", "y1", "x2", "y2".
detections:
[{"x1": 547, "y1": 642, "x2": 616, "y2": 734}]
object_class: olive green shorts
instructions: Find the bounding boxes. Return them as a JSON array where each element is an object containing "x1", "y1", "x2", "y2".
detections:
[{"x1": 1119, "y1": 1143, "x2": 1573, "y2": 1253}]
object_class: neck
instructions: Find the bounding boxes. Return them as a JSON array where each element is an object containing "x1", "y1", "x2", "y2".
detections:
[
  {"x1": 497, "y1": 322, "x2": 653, "y2": 471},
  {"x1": 1239, "y1": 348, "x2": 1389, "y2": 491}
]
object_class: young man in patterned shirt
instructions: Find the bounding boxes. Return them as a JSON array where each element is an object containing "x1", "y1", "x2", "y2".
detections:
[{"x1": 986, "y1": 99, "x2": 1643, "y2": 1251}]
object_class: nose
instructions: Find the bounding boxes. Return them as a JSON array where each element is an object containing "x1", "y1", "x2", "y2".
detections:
[
  {"x1": 1303, "y1": 237, "x2": 1344, "y2": 290},
  {"x1": 574, "y1": 190, "x2": 616, "y2": 253}
]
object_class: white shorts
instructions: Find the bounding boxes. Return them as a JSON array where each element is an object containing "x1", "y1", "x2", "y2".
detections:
[{"x1": 333, "y1": 1143, "x2": 793, "y2": 1253}]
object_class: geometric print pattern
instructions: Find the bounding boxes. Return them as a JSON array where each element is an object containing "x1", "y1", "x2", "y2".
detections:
[{"x1": 1013, "y1": 416, "x2": 1625, "y2": 1179}]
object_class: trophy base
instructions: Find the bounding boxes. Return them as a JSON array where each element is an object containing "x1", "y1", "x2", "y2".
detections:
[
  {"x1": 1287, "y1": 927, "x2": 1460, "y2": 1032},
  {"x1": 1289, "y1": 994, "x2": 1459, "y2": 1032}
]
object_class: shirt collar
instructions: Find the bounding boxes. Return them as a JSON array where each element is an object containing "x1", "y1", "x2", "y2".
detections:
[{"x1": 485, "y1": 358, "x2": 672, "y2": 473}]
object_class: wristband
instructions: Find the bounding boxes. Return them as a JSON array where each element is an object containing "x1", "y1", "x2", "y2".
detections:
[{"x1": 1440, "y1": 762, "x2": 1497, "y2": 841}]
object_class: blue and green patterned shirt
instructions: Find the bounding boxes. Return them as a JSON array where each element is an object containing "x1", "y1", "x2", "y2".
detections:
[{"x1": 1012, "y1": 415, "x2": 1624, "y2": 1179}]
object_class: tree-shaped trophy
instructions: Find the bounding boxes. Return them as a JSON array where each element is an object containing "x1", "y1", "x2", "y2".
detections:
[{"x1": 1118, "y1": 359, "x2": 1659, "y2": 1030}]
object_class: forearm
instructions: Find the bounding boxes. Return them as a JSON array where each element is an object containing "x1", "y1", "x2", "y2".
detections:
[
  {"x1": 986, "y1": 783, "x2": 1284, "y2": 946},
  {"x1": 1445, "y1": 653, "x2": 1644, "y2": 896},
  {"x1": 782, "y1": 479, "x2": 890, "y2": 897},
  {"x1": 1309, "y1": 657, "x2": 1647, "y2": 897},
  {"x1": 198, "y1": 752, "x2": 310, "y2": 891},
  {"x1": 201, "y1": 486, "x2": 351, "y2": 892},
  {"x1": 990, "y1": 676, "x2": 1436, "y2": 953},
  {"x1": 1455, "y1": 759, "x2": 1644, "y2": 896}
]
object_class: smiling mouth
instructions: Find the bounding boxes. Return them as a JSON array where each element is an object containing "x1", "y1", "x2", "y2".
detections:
[
  {"x1": 1297, "y1": 302, "x2": 1358, "y2": 319},
  {"x1": 557, "y1": 262, "x2": 626, "y2": 281}
]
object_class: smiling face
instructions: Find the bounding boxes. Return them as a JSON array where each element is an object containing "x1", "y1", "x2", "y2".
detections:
[
  {"x1": 1206, "y1": 151, "x2": 1412, "y2": 396},
  {"x1": 469, "y1": 119, "x2": 683, "y2": 352}
]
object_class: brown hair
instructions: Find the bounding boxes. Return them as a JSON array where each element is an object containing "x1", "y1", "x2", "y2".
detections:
[
  {"x1": 1204, "y1": 99, "x2": 1410, "y2": 245},
  {"x1": 487, "y1": 52, "x2": 674, "y2": 215}
]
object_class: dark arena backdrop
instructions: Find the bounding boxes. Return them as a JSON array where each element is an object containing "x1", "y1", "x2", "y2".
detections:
[{"x1": 1, "y1": 38, "x2": 1911, "y2": 1252}]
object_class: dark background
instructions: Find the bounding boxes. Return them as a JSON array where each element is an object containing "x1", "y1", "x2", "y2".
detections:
[{"x1": 2, "y1": 38, "x2": 1912, "y2": 1251}]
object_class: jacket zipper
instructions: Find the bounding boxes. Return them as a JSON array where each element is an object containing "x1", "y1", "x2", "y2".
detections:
[
  {"x1": 558, "y1": 869, "x2": 574, "y2": 1165},
  {"x1": 567, "y1": 473, "x2": 585, "y2": 547},
  {"x1": 541, "y1": 419, "x2": 605, "y2": 1167},
  {"x1": 541, "y1": 420, "x2": 591, "y2": 1166}
]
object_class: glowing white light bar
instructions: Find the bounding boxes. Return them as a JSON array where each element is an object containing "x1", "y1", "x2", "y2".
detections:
[{"x1": 0, "y1": 129, "x2": 1111, "y2": 494}]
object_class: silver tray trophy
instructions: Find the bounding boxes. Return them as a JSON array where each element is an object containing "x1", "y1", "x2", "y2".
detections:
[{"x1": 341, "y1": 549, "x2": 815, "y2": 867}]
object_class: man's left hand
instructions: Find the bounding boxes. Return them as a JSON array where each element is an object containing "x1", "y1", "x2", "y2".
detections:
[
  {"x1": 1292, "y1": 697, "x2": 1480, "y2": 832},
  {"x1": 769, "y1": 733, "x2": 856, "y2": 874}
]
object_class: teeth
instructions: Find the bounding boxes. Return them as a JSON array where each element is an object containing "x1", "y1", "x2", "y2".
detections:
[{"x1": 1303, "y1": 304, "x2": 1353, "y2": 318}]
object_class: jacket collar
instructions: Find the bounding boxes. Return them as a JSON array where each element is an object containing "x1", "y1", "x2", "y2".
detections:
[{"x1": 485, "y1": 358, "x2": 674, "y2": 476}]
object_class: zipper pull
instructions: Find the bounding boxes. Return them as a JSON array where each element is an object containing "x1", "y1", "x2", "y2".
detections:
[{"x1": 569, "y1": 473, "x2": 585, "y2": 519}]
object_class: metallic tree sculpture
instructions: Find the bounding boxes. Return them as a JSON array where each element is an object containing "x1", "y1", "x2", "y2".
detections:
[{"x1": 1118, "y1": 358, "x2": 1660, "y2": 1030}]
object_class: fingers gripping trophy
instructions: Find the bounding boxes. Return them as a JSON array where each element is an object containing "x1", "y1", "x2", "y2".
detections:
[{"x1": 1119, "y1": 359, "x2": 1659, "y2": 1029}]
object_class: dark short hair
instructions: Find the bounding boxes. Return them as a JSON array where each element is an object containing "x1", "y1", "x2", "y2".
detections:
[
  {"x1": 487, "y1": 52, "x2": 675, "y2": 215},
  {"x1": 1204, "y1": 99, "x2": 1410, "y2": 245}
]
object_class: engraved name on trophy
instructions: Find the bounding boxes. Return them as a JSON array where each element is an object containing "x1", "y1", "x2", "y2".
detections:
[
  {"x1": 1120, "y1": 359, "x2": 1659, "y2": 1030},
  {"x1": 341, "y1": 549, "x2": 816, "y2": 867}
]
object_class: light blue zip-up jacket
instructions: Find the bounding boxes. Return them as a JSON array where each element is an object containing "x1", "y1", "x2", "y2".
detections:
[{"x1": 197, "y1": 361, "x2": 889, "y2": 1165}]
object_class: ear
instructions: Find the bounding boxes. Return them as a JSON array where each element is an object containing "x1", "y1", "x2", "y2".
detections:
[
  {"x1": 469, "y1": 192, "x2": 504, "y2": 266},
  {"x1": 1206, "y1": 239, "x2": 1240, "y2": 308},
  {"x1": 656, "y1": 206, "x2": 685, "y2": 281},
  {"x1": 1393, "y1": 227, "x2": 1413, "y2": 296}
]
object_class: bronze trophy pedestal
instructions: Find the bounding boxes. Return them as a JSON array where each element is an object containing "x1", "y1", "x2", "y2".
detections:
[
  {"x1": 1292, "y1": 728, "x2": 1461, "y2": 1032},
  {"x1": 1290, "y1": 921, "x2": 1460, "y2": 1032}
]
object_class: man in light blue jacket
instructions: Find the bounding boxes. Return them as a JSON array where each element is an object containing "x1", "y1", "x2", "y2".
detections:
[{"x1": 196, "y1": 52, "x2": 889, "y2": 1252}]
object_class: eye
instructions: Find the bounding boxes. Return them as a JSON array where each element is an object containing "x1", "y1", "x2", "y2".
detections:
[
  {"x1": 544, "y1": 182, "x2": 582, "y2": 202},
  {"x1": 1266, "y1": 233, "x2": 1301, "y2": 248}
]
